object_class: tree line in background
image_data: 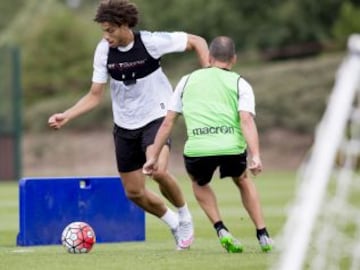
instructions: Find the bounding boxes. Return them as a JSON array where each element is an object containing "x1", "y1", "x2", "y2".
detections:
[
  {"x1": 2, "y1": 0, "x2": 360, "y2": 58},
  {"x1": 136, "y1": 0, "x2": 360, "y2": 58},
  {"x1": 0, "y1": 0, "x2": 359, "y2": 134}
]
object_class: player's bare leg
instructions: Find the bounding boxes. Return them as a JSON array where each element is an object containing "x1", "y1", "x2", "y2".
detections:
[
  {"x1": 146, "y1": 145, "x2": 194, "y2": 249},
  {"x1": 191, "y1": 180, "x2": 243, "y2": 253},
  {"x1": 233, "y1": 172, "x2": 273, "y2": 252},
  {"x1": 120, "y1": 169, "x2": 183, "y2": 249},
  {"x1": 120, "y1": 169, "x2": 167, "y2": 217},
  {"x1": 191, "y1": 181, "x2": 221, "y2": 223},
  {"x1": 150, "y1": 145, "x2": 185, "y2": 208},
  {"x1": 232, "y1": 172, "x2": 265, "y2": 229}
]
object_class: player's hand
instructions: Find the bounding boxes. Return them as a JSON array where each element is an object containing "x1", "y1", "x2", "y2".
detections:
[
  {"x1": 48, "y1": 113, "x2": 68, "y2": 130},
  {"x1": 142, "y1": 158, "x2": 158, "y2": 176},
  {"x1": 248, "y1": 156, "x2": 263, "y2": 176}
]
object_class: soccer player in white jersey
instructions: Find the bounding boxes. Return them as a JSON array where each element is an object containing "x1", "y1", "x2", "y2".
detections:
[
  {"x1": 143, "y1": 36, "x2": 273, "y2": 253},
  {"x1": 48, "y1": 0, "x2": 209, "y2": 250}
]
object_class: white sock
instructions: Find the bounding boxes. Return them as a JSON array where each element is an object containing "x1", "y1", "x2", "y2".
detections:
[
  {"x1": 178, "y1": 203, "x2": 192, "y2": 222},
  {"x1": 161, "y1": 208, "x2": 179, "y2": 230}
]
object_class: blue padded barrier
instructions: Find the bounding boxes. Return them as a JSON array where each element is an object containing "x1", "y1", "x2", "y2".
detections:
[{"x1": 17, "y1": 176, "x2": 145, "y2": 246}]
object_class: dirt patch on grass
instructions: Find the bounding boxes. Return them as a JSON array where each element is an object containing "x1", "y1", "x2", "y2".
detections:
[{"x1": 22, "y1": 129, "x2": 312, "y2": 177}]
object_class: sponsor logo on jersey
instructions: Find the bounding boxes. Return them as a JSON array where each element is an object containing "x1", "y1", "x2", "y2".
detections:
[
  {"x1": 107, "y1": 59, "x2": 147, "y2": 71},
  {"x1": 192, "y1": 126, "x2": 235, "y2": 136}
]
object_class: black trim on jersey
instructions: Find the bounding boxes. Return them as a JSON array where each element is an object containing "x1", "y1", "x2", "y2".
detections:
[
  {"x1": 180, "y1": 74, "x2": 192, "y2": 100},
  {"x1": 106, "y1": 32, "x2": 160, "y2": 84},
  {"x1": 236, "y1": 75, "x2": 241, "y2": 100}
]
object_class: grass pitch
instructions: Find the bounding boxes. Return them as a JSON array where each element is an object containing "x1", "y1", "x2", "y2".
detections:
[{"x1": 0, "y1": 171, "x2": 296, "y2": 270}]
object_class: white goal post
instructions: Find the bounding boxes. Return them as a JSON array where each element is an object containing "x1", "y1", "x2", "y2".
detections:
[{"x1": 271, "y1": 34, "x2": 360, "y2": 270}]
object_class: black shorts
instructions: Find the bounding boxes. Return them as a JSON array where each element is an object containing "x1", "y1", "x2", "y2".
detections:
[
  {"x1": 184, "y1": 152, "x2": 247, "y2": 186},
  {"x1": 113, "y1": 117, "x2": 170, "y2": 173}
]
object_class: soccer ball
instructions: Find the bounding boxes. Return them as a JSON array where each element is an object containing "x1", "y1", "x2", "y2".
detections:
[{"x1": 61, "y1": 221, "x2": 96, "y2": 254}]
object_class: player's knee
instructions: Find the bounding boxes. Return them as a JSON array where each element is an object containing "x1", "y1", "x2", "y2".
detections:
[
  {"x1": 151, "y1": 169, "x2": 168, "y2": 181},
  {"x1": 124, "y1": 188, "x2": 145, "y2": 201},
  {"x1": 233, "y1": 174, "x2": 248, "y2": 188}
]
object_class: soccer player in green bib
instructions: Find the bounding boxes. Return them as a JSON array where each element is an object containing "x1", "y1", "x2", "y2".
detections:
[{"x1": 143, "y1": 36, "x2": 273, "y2": 253}]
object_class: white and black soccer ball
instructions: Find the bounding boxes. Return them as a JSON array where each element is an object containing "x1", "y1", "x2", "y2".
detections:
[{"x1": 61, "y1": 221, "x2": 96, "y2": 254}]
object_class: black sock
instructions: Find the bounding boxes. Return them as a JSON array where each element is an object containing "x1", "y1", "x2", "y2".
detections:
[
  {"x1": 256, "y1": 227, "x2": 269, "y2": 240},
  {"x1": 214, "y1": 221, "x2": 228, "y2": 236}
]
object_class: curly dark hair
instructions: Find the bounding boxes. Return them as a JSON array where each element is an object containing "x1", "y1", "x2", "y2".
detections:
[{"x1": 94, "y1": 0, "x2": 139, "y2": 28}]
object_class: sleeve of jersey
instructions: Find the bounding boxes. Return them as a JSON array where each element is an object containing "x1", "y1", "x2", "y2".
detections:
[
  {"x1": 92, "y1": 40, "x2": 109, "y2": 84},
  {"x1": 167, "y1": 76, "x2": 188, "y2": 113},
  {"x1": 141, "y1": 31, "x2": 188, "y2": 59},
  {"x1": 238, "y1": 78, "x2": 256, "y2": 116}
]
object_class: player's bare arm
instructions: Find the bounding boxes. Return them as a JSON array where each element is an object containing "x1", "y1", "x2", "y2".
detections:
[
  {"x1": 48, "y1": 82, "x2": 106, "y2": 130},
  {"x1": 186, "y1": 34, "x2": 210, "y2": 67},
  {"x1": 240, "y1": 111, "x2": 262, "y2": 176}
]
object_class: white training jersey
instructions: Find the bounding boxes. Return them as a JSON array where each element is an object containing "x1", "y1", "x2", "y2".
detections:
[
  {"x1": 92, "y1": 31, "x2": 188, "y2": 129},
  {"x1": 169, "y1": 74, "x2": 256, "y2": 115}
]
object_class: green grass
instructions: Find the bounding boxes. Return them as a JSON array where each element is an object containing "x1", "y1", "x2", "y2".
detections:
[{"x1": 0, "y1": 171, "x2": 296, "y2": 270}]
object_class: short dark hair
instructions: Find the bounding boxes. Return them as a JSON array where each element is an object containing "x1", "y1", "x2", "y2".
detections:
[
  {"x1": 94, "y1": 0, "x2": 139, "y2": 28},
  {"x1": 209, "y1": 36, "x2": 236, "y2": 62}
]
